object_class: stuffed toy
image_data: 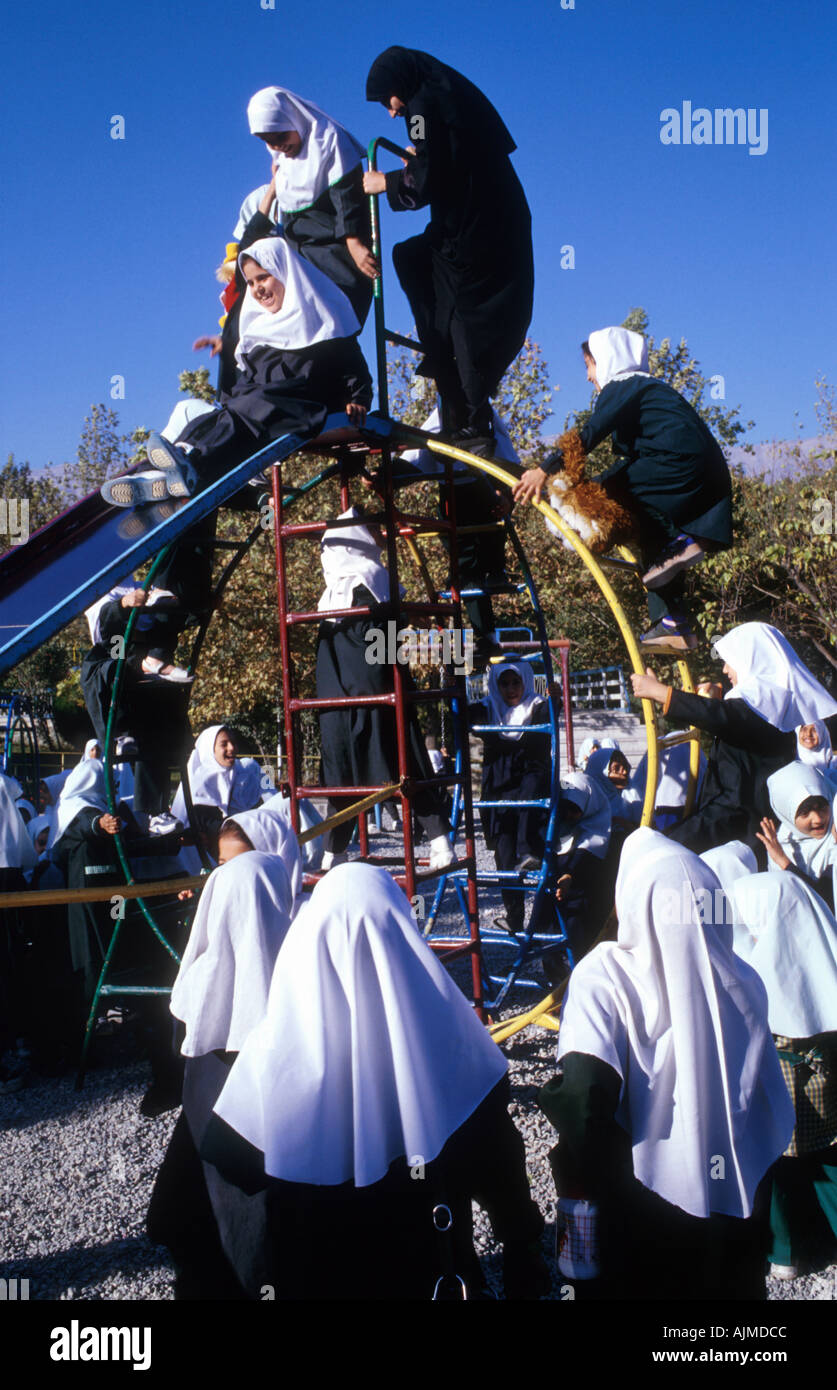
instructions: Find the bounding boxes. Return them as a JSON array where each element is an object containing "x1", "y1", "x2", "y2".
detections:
[{"x1": 544, "y1": 429, "x2": 638, "y2": 554}]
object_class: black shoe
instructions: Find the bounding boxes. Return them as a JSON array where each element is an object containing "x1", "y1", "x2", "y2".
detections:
[
  {"x1": 515, "y1": 855, "x2": 541, "y2": 875},
  {"x1": 471, "y1": 636, "x2": 504, "y2": 670},
  {"x1": 480, "y1": 571, "x2": 517, "y2": 594},
  {"x1": 448, "y1": 428, "x2": 495, "y2": 460},
  {"x1": 493, "y1": 912, "x2": 524, "y2": 937},
  {"x1": 139, "y1": 1083, "x2": 181, "y2": 1118},
  {"x1": 639, "y1": 616, "x2": 699, "y2": 653}
]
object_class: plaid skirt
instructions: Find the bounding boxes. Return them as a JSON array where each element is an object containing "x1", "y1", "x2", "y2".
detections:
[{"x1": 775, "y1": 1032, "x2": 837, "y2": 1157}]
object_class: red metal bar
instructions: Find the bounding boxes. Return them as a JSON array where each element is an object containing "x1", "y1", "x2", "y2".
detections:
[
  {"x1": 273, "y1": 462, "x2": 301, "y2": 838},
  {"x1": 284, "y1": 601, "x2": 457, "y2": 624}
]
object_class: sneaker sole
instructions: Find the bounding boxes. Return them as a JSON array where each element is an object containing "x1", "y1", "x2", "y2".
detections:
[
  {"x1": 105, "y1": 476, "x2": 169, "y2": 507},
  {"x1": 643, "y1": 549, "x2": 704, "y2": 590},
  {"x1": 639, "y1": 635, "x2": 699, "y2": 654},
  {"x1": 146, "y1": 435, "x2": 183, "y2": 472}
]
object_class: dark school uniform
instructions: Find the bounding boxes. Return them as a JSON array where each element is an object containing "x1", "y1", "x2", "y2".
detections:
[
  {"x1": 544, "y1": 376, "x2": 732, "y2": 622},
  {"x1": 373, "y1": 53, "x2": 533, "y2": 438},
  {"x1": 469, "y1": 698, "x2": 550, "y2": 930},
  {"x1": 147, "y1": 1050, "x2": 268, "y2": 1300},
  {"x1": 315, "y1": 583, "x2": 449, "y2": 854},
  {"x1": 539, "y1": 1053, "x2": 770, "y2": 1300},
  {"x1": 662, "y1": 689, "x2": 797, "y2": 860},
  {"x1": 768, "y1": 1031, "x2": 837, "y2": 1269},
  {"x1": 80, "y1": 599, "x2": 192, "y2": 816},
  {"x1": 200, "y1": 1075, "x2": 546, "y2": 1301},
  {"x1": 281, "y1": 166, "x2": 374, "y2": 326}
]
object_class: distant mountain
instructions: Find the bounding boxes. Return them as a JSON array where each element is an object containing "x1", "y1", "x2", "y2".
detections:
[{"x1": 727, "y1": 436, "x2": 834, "y2": 479}]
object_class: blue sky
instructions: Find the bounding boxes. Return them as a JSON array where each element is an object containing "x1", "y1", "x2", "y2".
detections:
[{"x1": 2, "y1": 0, "x2": 835, "y2": 472}]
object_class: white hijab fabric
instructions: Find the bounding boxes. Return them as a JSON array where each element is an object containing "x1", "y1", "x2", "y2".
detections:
[
  {"x1": 84, "y1": 738, "x2": 101, "y2": 759},
  {"x1": 84, "y1": 579, "x2": 134, "y2": 646},
  {"x1": 485, "y1": 659, "x2": 542, "y2": 740},
  {"x1": 213, "y1": 864, "x2": 509, "y2": 1187},
  {"x1": 766, "y1": 762, "x2": 836, "y2": 881},
  {"x1": 558, "y1": 828, "x2": 794, "y2": 1219},
  {"x1": 172, "y1": 727, "x2": 263, "y2": 823},
  {"x1": 246, "y1": 86, "x2": 365, "y2": 214},
  {"x1": 265, "y1": 790, "x2": 324, "y2": 872},
  {"x1": 400, "y1": 406, "x2": 520, "y2": 477},
  {"x1": 700, "y1": 841, "x2": 757, "y2": 905},
  {"x1": 715, "y1": 623, "x2": 837, "y2": 732},
  {"x1": 318, "y1": 507, "x2": 391, "y2": 615},
  {"x1": 27, "y1": 813, "x2": 52, "y2": 850},
  {"x1": 224, "y1": 801, "x2": 303, "y2": 903},
  {"x1": 233, "y1": 183, "x2": 276, "y2": 240},
  {"x1": 796, "y1": 720, "x2": 834, "y2": 771},
  {"x1": 585, "y1": 747, "x2": 641, "y2": 822},
  {"x1": 0, "y1": 774, "x2": 37, "y2": 869},
  {"x1": 557, "y1": 771, "x2": 611, "y2": 859},
  {"x1": 235, "y1": 236, "x2": 359, "y2": 366},
  {"x1": 732, "y1": 872, "x2": 837, "y2": 1037},
  {"x1": 587, "y1": 327, "x2": 650, "y2": 391},
  {"x1": 53, "y1": 759, "x2": 109, "y2": 842},
  {"x1": 632, "y1": 743, "x2": 706, "y2": 809},
  {"x1": 171, "y1": 852, "x2": 293, "y2": 1058}
]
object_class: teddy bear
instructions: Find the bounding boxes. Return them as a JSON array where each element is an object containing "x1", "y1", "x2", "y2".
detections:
[{"x1": 543, "y1": 429, "x2": 639, "y2": 555}]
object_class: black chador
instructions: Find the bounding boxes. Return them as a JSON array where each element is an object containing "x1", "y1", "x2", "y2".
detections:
[{"x1": 366, "y1": 48, "x2": 534, "y2": 445}]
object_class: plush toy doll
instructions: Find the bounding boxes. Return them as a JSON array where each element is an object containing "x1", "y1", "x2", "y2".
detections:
[{"x1": 544, "y1": 430, "x2": 637, "y2": 554}]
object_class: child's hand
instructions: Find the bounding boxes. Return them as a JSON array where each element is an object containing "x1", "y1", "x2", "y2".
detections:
[
  {"x1": 755, "y1": 817, "x2": 790, "y2": 870},
  {"x1": 193, "y1": 335, "x2": 223, "y2": 357},
  {"x1": 97, "y1": 813, "x2": 121, "y2": 836},
  {"x1": 363, "y1": 170, "x2": 387, "y2": 195},
  {"x1": 177, "y1": 888, "x2": 194, "y2": 902},
  {"x1": 555, "y1": 873, "x2": 572, "y2": 901},
  {"x1": 630, "y1": 668, "x2": 669, "y2": 704},
  {"x1": 696, "y1": 680, "x2": 724, "y2": 700},
  {"x1": 346, "y1": 237, "x2": 379, "y2": 279},
  {"x1": 512, "y1": 468, "x2": 548, "y2": 504},
  {"x1": 120, "y1": 589, "x2": 148, "y2": 609},
  {"x1": 345, "y1": 402, "x2": 367, "y2": 426}
]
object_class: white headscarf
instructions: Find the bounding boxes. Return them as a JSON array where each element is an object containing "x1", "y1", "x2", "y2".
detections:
[
  {"x1": 796, "y1": 720, "x2": 834, "y2": 770},
  {"x1": 485, "y1": 659, "x2": 542, "y2": 741},
  {"x1": 557, "y1": 828, "x2": 794, "y2": 1219},
  {"x1": 585, "y1": 747, "x2": 641, "y2": 822},
  {"x1": 766, "y1": 762, "x2": 836, "y2": 881},
  {"x1": 264, "y1": 790, "x2": 324, "y2": 872},
  {"x1": 732, "y1": 872, "x2": 837, "y2": 1037},
  {"x1": 233, "y1": 183, "x2": 276, "y2": 240},
  {"x1": 632, "y1": 743, "x2": 706, "y2": 809},
  {"x1": 700, "y1": 841, "x2": 757, "y2": 906},
  {"x1": 223, "y1": 801, "x2": 303, "y2": 903},
  {"x1": 27, "y1": 813, "x2": 52, "y2": 851},
  {"x1": 84, "y1": 738, "x2": 102, "y2": 759},
  {"x1": 400, "y1": 406, "x2": 520, "y2": 477},
  {"x1": 53, "y1": 758, "x2": 110, "y2": 840},
  {"x1": 235, "y1": 236, "x2": 359, "y2": 366},
  {"x1": 172, "y1": 727, "x2": 263, "y2": 824},
  {"x1": 587, "y1": 327, "x2": 650, "y2": 391},
  {"x1": 557, "y1": 771, "x2": 611, "y2": 859},
  {"x1": 0, "y1": 773, "x2": 37, "y2": 869},
  {"x1": 246, "y1": 86, "x2": 365, "y2": 214},
  {"x1": 318, "y1": 507, "x2": 392, "y2": 615},
  {"x1": 170, "y1": 851, "x2": 294, "y2": 1058},
  {"x1": 84, "y1": 578, "x2": 135, "y2": 646},
  {"x1": 213, "y1": 864, "x2": 508, "y2": 1187},
  {"x1": 714, "y1": 623, "x2": 837, "y2": 731}
]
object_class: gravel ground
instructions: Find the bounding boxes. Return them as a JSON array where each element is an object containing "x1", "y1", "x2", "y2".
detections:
[{"x1": 1, "y1": 831, "x2": 834, "y2": 1302}]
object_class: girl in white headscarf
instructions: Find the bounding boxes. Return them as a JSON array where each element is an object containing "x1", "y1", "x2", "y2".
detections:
[
  {"x1": 469, "y1": 657, "x2": 552, "y2": 934},
  {"x1": 246, "y1": 86, "x2": 375, "y2": 324},
  {"x1": 315, "y1": 510, "x2": 454, "y2": 873},
  {"x1": 149, "y1": 851, "x2": 295, "y2": 1299},
  {"x1": 539, "y1": 829, "x2": 794, "y2": 1299},
  {"x1": 758, "y1": 762, "x2": 837, "y2": 910},
  {"x1": 172, "y1": 726, "x2": 268, "y2": 870},
  {"x1": 515, "y1": 327, "x2": 732, "y2": 654},
  {"x1": 585, "y1": 747, "x2": 642, "y2": 828},
  {"x1": 199, "y1": 863, "x2": 547, "y2": 1300},
  {"x1": 216, "y1": 799, "x2": 304, "y2": 904},
  {"x1": 796, "y1": 719, "x2": 837, "y2": 777},
  {"x1": 630, "y1": 630, "x2": 837, "y2": 859},
  {"x1": 731, "y1": 872, "x2": 837, "y2": 1277},
  {"x1": 102, "y1": 236, "x2": 372, "y2": 510}
]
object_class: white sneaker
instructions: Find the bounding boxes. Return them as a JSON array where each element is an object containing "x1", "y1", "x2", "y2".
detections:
[
  {"x1": 141, "y1": 656, "x2": 193, "y2": 683},
  {"x1": 149, "y1": 813, "x2": 182, "y2": 835},
  {"x1": 321, "y1": 850, "x2": 348, "y2": 871},
  {"x1": 428, "y1": 835, "x2": 456, "y2": 870},
  {"x1": 768, "y1": 1263, "x2": 798, "y2": 1280}
]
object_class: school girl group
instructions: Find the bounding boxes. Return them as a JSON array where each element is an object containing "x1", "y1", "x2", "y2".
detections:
[{"x1": 3, "y1": 47, "x2": 832, "y2": 1299}]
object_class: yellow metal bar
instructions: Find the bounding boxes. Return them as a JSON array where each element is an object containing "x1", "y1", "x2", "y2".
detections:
[
  {"x1": 0, "y1": 875, "x2": 206, "y2": 910},
  {"x1": 296, "y1": 782, "x2": 402, "y2": 845},
  {"x1": 676, "y1": 658, "x2": 701, "y2": 817},
  {"x1": 425, "y1": 440, "x2": 659, "y2": 826}
]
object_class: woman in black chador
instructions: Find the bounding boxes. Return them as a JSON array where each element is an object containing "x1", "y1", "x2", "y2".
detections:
[{"x1": 364, "y1": 46, "x2": 534, "y2": 457}]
